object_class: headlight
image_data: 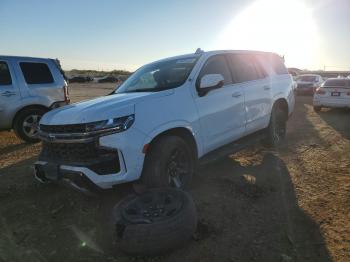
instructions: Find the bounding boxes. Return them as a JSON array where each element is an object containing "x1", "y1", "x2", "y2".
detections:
[{"x1": 85, "y1": 115, "x2": 135, "y2": 134}]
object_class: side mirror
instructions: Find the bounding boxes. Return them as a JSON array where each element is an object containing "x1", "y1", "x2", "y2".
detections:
[
  {"x1": 198, "y1": 74, "x2": 224, "y2": 96},
  {"x1": 200, "y1": 74, "x2": 224, "y2": 89}
]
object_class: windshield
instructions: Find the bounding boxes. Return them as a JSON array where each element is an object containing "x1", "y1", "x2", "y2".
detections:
[
  {"x1": 298, "y1": 75, "x2": 317, "y2": 82},
  {"x1": 116, "y1": 57, "x2": 199, "y2": 93}
]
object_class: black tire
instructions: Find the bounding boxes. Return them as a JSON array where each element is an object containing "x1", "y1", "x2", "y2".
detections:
[
  {"x1": 265, "y1": 105, "x2": 287, "y2": 147},
  {"x1": 141, "y1": 136, "x2": 195, "y2": 189},
  {"x1": 13, "y1": 107, "x2": 47, "y2": 143},
  {"x1": 313, "y1": 106, "x2": 322, "y2": 112},
  {"x1": 112, "y1": 188, "x2": 197, "y2": 256}
]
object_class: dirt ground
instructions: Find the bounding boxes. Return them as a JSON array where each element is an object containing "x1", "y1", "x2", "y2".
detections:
[{"x1": 0, "y1": 83, "x2": 349, "y2": 262}]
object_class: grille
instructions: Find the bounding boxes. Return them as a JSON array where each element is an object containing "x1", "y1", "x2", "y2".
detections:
[
  {"x1": 39, "y1": 141, "x2": 121, "y2": 175},
  {"x1": 40, "y1": 124, "x2": 87, "y2": 134},
  {"x1": 41, "y1": 141, "x2": 98, "y2": 162}
]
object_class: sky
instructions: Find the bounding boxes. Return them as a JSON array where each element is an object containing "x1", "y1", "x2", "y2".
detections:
[{"x1": 1, "y1": 0, "x2": 349, "y2": 71}]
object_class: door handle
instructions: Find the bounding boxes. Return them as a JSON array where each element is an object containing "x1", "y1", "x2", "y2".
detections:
[
  {"x1": 1, "y1": 91, "x2": 16, "y2": 97},
  {"x1": 263, "y1": 85, "x2": 271, "y2": 90},
  {"x1": 232, "y1": 92, "x2": 242, "y2": 98}
]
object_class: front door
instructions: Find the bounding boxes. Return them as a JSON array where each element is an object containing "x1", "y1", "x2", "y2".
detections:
[{"x1": 194, "y1": 55, "x2": 246, "y2": 153}]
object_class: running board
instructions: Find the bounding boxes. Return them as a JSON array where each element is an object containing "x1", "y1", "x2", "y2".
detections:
[{"x1": 198, "y1": 130, "x2": 267, "y2": 166}]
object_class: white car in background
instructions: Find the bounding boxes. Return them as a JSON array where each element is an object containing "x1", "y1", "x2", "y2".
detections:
[
  {"x1": 313, "y1": 78, "x2": 350, "y2": 111},
  {"x1": 296, "y1": 74, "x2": 324, "y2": 95}
]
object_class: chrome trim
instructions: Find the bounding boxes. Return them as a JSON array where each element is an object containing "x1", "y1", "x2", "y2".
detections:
[{"x1": 38, "y1": 126, "x2": 123, "y2": 143}]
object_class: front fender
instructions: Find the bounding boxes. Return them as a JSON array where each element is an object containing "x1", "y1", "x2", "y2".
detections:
[{"x1": 142, "y1": 121, "x2": 204, "y2": 157}]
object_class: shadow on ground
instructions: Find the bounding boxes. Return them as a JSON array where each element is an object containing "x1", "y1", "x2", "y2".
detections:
[
  {"x1": 173, "y1": 152, "x2": 332, "y2": 262},
  {"x1": 318, "y1": 108, "x2": 350, "y2": 140},
  {"x1": 0, "y1": 142, "x2": 31, "y2": 156},
  {"x1": 0, "y1": 151, "x2": 332, "y2": 262}
]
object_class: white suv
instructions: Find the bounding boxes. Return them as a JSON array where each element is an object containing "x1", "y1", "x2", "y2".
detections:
[{"x1": 35, "y1": 50, "x2": 295, "y2": 192}]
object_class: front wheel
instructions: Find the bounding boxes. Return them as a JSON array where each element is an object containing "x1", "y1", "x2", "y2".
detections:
[
  {"x1": 13, "y1": 108, "x2": 47, "y2": 143},
  {"x1": 141, "y1": 136, "x2": 195, "y2": 189},
  {"x1": 265, "y1": 106, "x2": 287, "y2": 147}
]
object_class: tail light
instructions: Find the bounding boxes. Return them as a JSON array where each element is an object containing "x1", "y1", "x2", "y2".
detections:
[
  {"x1": 347, "y1": 92, "x2": 350, "y2": 96},
  {"x1": 315, "y1": 88, "x2": 325, "y2": 95}
]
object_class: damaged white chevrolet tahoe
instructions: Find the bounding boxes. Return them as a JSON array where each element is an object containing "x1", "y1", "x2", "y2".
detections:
[{"x1": 35, "y1": 50, "x2": 295, "y2": 192}]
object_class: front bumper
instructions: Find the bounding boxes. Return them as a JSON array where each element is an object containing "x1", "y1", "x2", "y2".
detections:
[
  {"x1": 35, "y1": 128, "x2": 148, "y2": 190},
  {"x1": 34, "y1": 149, "x2": 127, "y2": 192}
]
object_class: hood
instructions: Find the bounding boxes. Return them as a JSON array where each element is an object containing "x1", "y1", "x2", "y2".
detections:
[{"x1": 41, "y1": 90, "x2": 173, "y2": 125}]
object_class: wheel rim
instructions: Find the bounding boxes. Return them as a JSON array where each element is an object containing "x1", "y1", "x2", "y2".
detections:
[
  {"x1": 22, "y1": 114, "x2": 41, "y2": 138},
  {"x1": 121, "y1": 191, "x2": 183, "y2": 224},
  {"x1": 166, "y1": 148, "x2": 190, "y2": 188}
]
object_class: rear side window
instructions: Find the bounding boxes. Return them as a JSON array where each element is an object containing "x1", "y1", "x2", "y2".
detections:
[
  {"x1": 0, "y1": 61, "x2": 12, "y2": 85},
  {"x1": 199, "y1": 55, "x2": 233, "y2": 85},
  {"x1": 228, "y1": 54, "x2": 264, "y2": 83},
  {"x1": 20, "y1": 62, "x2": 54, "y2": 84},
  {"x1": 270, "y1": 55, "x2": 288, "y2": 75},
  {"x1": 323, "y1": 79, "x2": 347, "y2": 88}
]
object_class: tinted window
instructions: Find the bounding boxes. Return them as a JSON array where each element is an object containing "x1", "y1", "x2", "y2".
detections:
[
  {"x1": 199, "y1": 55, "x2": 232, "y2": 85},
  {"x1": 299, "y1": 75, "x2": 317, "y2": 82},
  {"x1": 228, "y1": 54, "x2": 262, "y2": 83},
  {"x1": 323, "y1": 79, "x2": 347, "y2": 88},
  {"x1": 20, "y1": 62, "x2": 54, "y2": 84},
  {"x1": 0, "y1": 61, "x2": 12, "y2": 85},
  {"x1": 252, "y1": 57, "x2": 268, "y2": 79}
]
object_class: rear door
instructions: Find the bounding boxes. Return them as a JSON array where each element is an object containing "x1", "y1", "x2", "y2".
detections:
[
  {"x1": 13, "y1": 60, "x2": 65, "y2": 103},
  {"x1": 228, "y1": 54, "x2": 271, "y2": 135},
  {"x1": 194, "y1": 54, "x2": 246, "y2": 152},
  {"x1": 0, "y1": 60, "x2": 22, "y2": 129}
]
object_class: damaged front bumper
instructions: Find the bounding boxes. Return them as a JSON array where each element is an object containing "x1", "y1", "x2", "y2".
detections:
[
  {"x1": 34, "y1": 161, "x2": 98, "y2": 195},
  {"x1": 34, "y1": 145, "x2": 128, "y2": 192},
  {"x1": 34, "y1": 123, "x2": 147, "y2": 192},
  {"x1": 34, "y1": 135, "x2": 129, "y2": 193}
]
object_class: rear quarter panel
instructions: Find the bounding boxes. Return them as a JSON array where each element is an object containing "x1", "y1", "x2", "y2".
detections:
[{"x1": 271, "y1": 74, "x2": 295, "y2": 116}]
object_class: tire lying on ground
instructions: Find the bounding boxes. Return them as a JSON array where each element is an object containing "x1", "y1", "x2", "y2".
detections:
[{"x1": 112, "y1": 188, "x2": 197, "y2": 256}]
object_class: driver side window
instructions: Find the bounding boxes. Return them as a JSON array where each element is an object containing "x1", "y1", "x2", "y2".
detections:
[{"x1": 199, "y1": 55, "x2": 233, "y2": 86}]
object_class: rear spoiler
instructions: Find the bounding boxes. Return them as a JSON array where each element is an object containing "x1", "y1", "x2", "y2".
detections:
[{"x1": 51, "y1": 58, "x2": 68, "y2": 81}]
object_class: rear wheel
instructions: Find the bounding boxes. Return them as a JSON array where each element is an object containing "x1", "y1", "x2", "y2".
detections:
[
  {"x1": 265, "y1": 106, "x2": 287, "y2": 146},
  {"x1": 13, "y1": 108, "x2": 47, "y2": 143},
  {"x1": 141, "y1": 136, "x2": 195, "y2": 189}
]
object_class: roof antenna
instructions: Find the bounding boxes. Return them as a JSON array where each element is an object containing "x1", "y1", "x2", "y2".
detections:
[{"x1": 195, "y1": 48, "x2": 204, "y2": 54}]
